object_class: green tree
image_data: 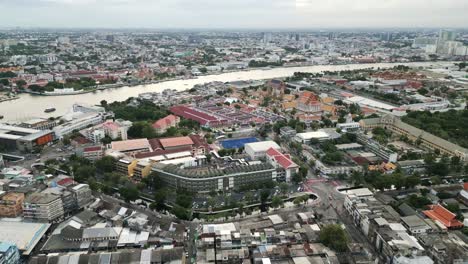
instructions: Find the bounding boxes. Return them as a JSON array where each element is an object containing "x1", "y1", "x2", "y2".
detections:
[
  {"x1": 176, "y1": 193, "x2": 193, "y2": 208},
  {"x1": 260, "y1": 189, "x2": 271, "y2": 205},
  {"x1": 319, "y1": 224, "x2": 349, "y2": 252},
  {"x1": 245, "y1": 192, "x2": 255, "y2": 204},
  {"x1": 350, "y1": 171, "x2": 364, "y2": 185},
  {"x1": 279, "y1": 183, "x2": 289, "y2": 197},
  {"x1": 405, "y1": 175, "x2": 421, "y2": 189},
  {"x1": 417, "y1": 88, "x2": 429, "y2": 96},
  {"x1": 271, "y1": 196, "x2": 283, "y2": 209},
  {"x1": 95, "y1": 156, "x2": 116, "y2": 173},
  {"x1": 151, "y1": 189, "x2": 168, "y2": 211},
  {"x1": 142, "y1": 172, "x2": 165, "y2": 190},
  {"x1": 74, "y1": 165, "x2": 96, "y2": 182},
  {"x1": 119, "y1": 186, "x2": 139, "y2": 202},
  {"x1": 16, "y1": 80, "x2": 27, "y2": 89},
  {"x1": 171, "y1": 205, "x2": 190, "y2": 220},
  {"x1": 0, "y1": 79, "x2": 9, "y2": 86}
]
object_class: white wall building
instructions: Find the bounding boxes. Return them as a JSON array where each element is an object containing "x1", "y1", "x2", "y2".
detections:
[
  {"x1": 245, "y1": 141, "x2": 281, "y2": 160},
  {"x1": 294, "y1": 131, "x2": 330, "y2": 144}
]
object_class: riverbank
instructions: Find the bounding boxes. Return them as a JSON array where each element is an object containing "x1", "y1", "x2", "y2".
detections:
[
  {"x1": 0, "y1": 95, "x2": 19, "y2": 102},
  {"x1": 0, "y1": 61, "x2": 456, "y2": 122},
  {"x1": 14, "y1": 60, "x2": 447, "y2": 97}
]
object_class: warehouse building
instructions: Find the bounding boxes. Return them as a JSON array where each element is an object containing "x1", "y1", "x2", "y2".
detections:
[{"x1": 0, "y1": 219, "x2": 51, "y2": 255}]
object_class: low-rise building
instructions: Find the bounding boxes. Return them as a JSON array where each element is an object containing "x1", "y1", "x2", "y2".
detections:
[
  {"x1": 400, "y1": 215, "x2": 432, "y2": 234},
  {"x1": 245, "y1": 141, "x2": 281, "y2": 160},
  {"x1": 0, "y1": 242, "x2": 20, "y2": 264},
  {"x1": 152, "y1": 114, "x2": 180, "y2": 134},
  {"x1": 279, "y1": 126, "x2": 296, "y2": 138},
  {"x1": 423, "y1": 204, "x2": 464, "y2": 229},
  {"x1": 19, "y1": 118, "x2": 57, "y2": 130},
  {"x1": 0, "y1": 219, "x2": 51, "y2": 255},
  {"x1": 77, "y1": 145, "x2": 105, "y2": 161},
  {"x1": 294, "y1": 131, "x2": 330, "y2": 144},
  {"x1": 110, "y1": 138, "x2": 152, "y2": 155},
  {"x1": 23, "y1": 192, "x2": 64, "y2": 222},
  {"x1": 53, "y1": 112, "x2": 107, "y2": 139},
  {"x1": 360, "y1": 115, "x2": 468, "y2": 161},
  {"x1": 71, "y1": 184, "x2": 92, "y2": 209},
  {"x1": 81, "y1": 119, "x2": 132, "y2": 143},
  {"x1": 0, "y1": 192, "x2": 24, "y2": 217},
  {"x1": 356, "y1": 133, "x2": 398, "y2": 163},
  {"x1": 265, "y1": 147, "x2": 298, "y2": 182},
  {"x1": 343, "y1": 188, "x2": 429, "y2": 262},
  {"x1": 336, "y1": 122, "x2": 361, "y2": 132}
]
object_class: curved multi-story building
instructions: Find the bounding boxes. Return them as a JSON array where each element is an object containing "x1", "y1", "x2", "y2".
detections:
[{"x1": 152, "y1": 163, "x2": 277, "y2": 193}]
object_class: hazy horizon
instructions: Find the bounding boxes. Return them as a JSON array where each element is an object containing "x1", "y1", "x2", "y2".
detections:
[{"x1": 0, "y1": 0, "x2": 467, "y2": 29}]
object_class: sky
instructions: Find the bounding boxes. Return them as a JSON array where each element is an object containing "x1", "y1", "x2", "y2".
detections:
[{"x1": 0, "y1": 0, "x2": 467, "y2": 29}]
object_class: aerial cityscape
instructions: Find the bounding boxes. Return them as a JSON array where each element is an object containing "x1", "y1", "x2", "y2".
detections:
[{"x1": 1, "y1": 1, "x2": 468, "y2": 264}]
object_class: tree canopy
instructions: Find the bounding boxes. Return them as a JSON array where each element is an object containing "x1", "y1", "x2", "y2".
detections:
[{"x1": 319, "y1": 224, "x2": 349, "y2": 252}]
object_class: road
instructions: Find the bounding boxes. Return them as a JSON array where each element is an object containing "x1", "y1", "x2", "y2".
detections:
[{"x1": 303, "y1": 171, "x2": 377, "y2": 257}]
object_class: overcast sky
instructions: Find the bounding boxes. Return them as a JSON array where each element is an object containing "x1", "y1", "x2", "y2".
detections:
[{"x1": 0, "y1": 0, "x2": 467, "y2": 29}]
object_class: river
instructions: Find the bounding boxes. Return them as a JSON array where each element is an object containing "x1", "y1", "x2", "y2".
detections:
[{"x1": 0, "y1": 61, "x2": 453, "y2": 122}]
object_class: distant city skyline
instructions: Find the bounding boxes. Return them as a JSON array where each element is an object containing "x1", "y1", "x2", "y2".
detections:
[{"x1": 0, "y1": 0, "x2": 467, "y2": 29}]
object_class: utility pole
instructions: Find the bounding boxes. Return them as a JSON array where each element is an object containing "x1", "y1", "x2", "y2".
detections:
[{"x1": 212, "y1": 232, "x2": 218, "y2": 264}]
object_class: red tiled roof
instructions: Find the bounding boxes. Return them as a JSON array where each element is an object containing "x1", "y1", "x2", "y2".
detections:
[
  {"x1": 152, "y1": 114, "x2": 179, "y2": 130},
  {"x1": 72, "y1": 136, "x2": 92, "y2": 145},
  {"x1": 189, "y1": 134, "x2": 209, "y2": 149},
  {"x1": 266, "y1": 147, "x2": 282, "y2": 156},
  {"x1": 57, "y1": 178, "x2": 75, "y2": 187},
  {"x1": 464, "y1": 183, "x2": 468, "y2": 191},
  {"x1": 170, "y1": 105, "x2": 218, "y2": 125},
  {"x1": 83, "y1": 146, "x2": 102, "y2": 152},
  {"x1": 266, "y1": 147, "x2": 298, "y2": 169},
  {"x1": 102, "y1": 121, "x2": 120, "y2": 131},
  {"x1": 148, "y1": 138, "x2": 163, "y2": 150},
  {"x1": 423, "y1": 204, "x2": 464, "y2": 228}
]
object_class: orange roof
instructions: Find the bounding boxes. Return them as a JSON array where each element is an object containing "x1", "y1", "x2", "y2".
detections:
[
  {"x1": 361, "y1": 107, "x2": 377, "y2": 114},
  {"x1": 464, "y1": 182, "x2": 468, "y2": 191},
  {"x1": 152, "y1": 114, "x2": 179, "y2": 129},
  {"x1": 283, "y1": 94, "x2": 296, "y2": 102},
  {"x1": 321, "y1": 105, "x2": 336, "y2": 113},
  {"x1": 111, "y1": 139, "x2": 151, "y2": 152},
  {"x1": 423, "y1": 204, "x2": 463, "y2": 228},
  {"x1": 159, "y1": 136, "x2": 194, "y2": 148},
  {"x1": 282, "y1": 101, "x2": 297, "y2": 110},
  {"x1": 321, "y1": 97, "x2": 335, "y2": 104},
  {"x1": 298, "y1": 91, "x2": 319, "y2": 105}
]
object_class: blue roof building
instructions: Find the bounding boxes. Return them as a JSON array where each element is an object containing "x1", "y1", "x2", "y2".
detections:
[{"x1": 0, "y1": 242, "x2": 20, "y2": 264}]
